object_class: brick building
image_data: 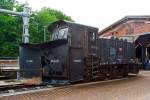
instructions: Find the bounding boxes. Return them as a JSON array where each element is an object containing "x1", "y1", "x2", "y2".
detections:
[{"x1": 99, "y1": 16, "x2": 150, "y2": 67}]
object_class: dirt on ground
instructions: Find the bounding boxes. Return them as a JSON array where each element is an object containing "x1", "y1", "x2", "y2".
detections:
[{"x1": 1, "y1": 71, "x2": 150, "y2": 100}]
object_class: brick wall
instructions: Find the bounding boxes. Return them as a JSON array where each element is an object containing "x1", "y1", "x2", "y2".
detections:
[{"x1": 100, "y1": 20, "x2": 150, "y2": 37}]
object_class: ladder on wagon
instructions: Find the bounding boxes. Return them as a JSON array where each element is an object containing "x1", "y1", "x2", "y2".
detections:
[{"x1": 85, "y1": 55, "x2": 99, "y2": 81}]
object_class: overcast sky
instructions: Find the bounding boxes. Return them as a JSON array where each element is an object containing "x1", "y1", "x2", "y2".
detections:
[{"x1": 18, "y1": 0, "x2": 150, "y2": 31}]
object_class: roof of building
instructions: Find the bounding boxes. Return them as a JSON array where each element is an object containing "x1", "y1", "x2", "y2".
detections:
[{"x1": 99, "y1": 16, "x2": 150, "y2": 35}]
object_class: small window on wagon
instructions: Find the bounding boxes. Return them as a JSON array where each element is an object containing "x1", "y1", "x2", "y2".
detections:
[
  {"x1": 92, "y1": 33, "x2": 95, "y2": 40},
  {"x1": 52, "y1": 27, "x2": 69, "y2": 40}
]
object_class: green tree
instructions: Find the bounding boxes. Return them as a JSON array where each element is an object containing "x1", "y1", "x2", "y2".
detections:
[
  {"x1": 0, "y1": 1, "x2": 73, "y2": 57},
  {"x1": 0, "y1": 0, "x2": 22, "y2": 57}
]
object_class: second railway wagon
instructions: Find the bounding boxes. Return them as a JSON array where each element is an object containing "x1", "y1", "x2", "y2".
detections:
[{"x1": 19, "y1": 20, "x2": 139, "y2": 85}]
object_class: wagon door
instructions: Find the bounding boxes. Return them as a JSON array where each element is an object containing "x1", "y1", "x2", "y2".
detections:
[
  {"x1": 69, "y1": 48, "x2": 84, "y2": 82},
  {"x1": 68, "y1": 25, "x2": 85, "y2": 82}
]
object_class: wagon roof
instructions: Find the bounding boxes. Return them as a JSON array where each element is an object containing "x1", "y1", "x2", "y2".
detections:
[{"x1": 48, "y1": 20, "x2": 98, "y2": 32}]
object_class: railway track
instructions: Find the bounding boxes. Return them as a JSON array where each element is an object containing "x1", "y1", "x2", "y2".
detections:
[
  {"x1": 0, "y1": 83, "x2": 53, "y2": 96},
  {"x1": 0, "y1": 76, "x2": 136, "y2": 97}
]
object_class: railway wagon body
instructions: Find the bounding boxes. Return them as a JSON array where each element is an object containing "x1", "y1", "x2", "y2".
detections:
[
  {"x1": 19, "y1": 20, "x2": 139, "y2": 85},
  {"x1": 20, "y1": 20, "x2": 98, "y2": 84},
  {"x1": 98, "y1": 38, "x2": 139, "y2": 78}
]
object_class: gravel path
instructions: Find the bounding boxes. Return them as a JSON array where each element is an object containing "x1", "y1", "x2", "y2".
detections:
[{"x1": 1, "y1": 71, "x2": 150, "y2": 100}]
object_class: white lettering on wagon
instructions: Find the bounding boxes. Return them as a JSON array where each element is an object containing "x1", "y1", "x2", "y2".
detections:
[
  {"x1": 73, "y1": 59, "x2": 81, "y2": 63},
  {"x1": 26, "y1": 60, "x2": 33, "y2": 63},
  {"x1": 50, "y1": 59, "x2": 59, "y2": 63}
]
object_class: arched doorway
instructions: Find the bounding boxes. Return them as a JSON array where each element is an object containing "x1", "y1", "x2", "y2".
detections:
[{"x1": 135, "y1": 33, "x2": 150, "y2": 69}]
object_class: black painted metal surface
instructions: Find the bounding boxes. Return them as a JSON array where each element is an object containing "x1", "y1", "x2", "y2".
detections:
[{"x1": 19, "y1": 20, "x2": 139, "y2": 85}]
